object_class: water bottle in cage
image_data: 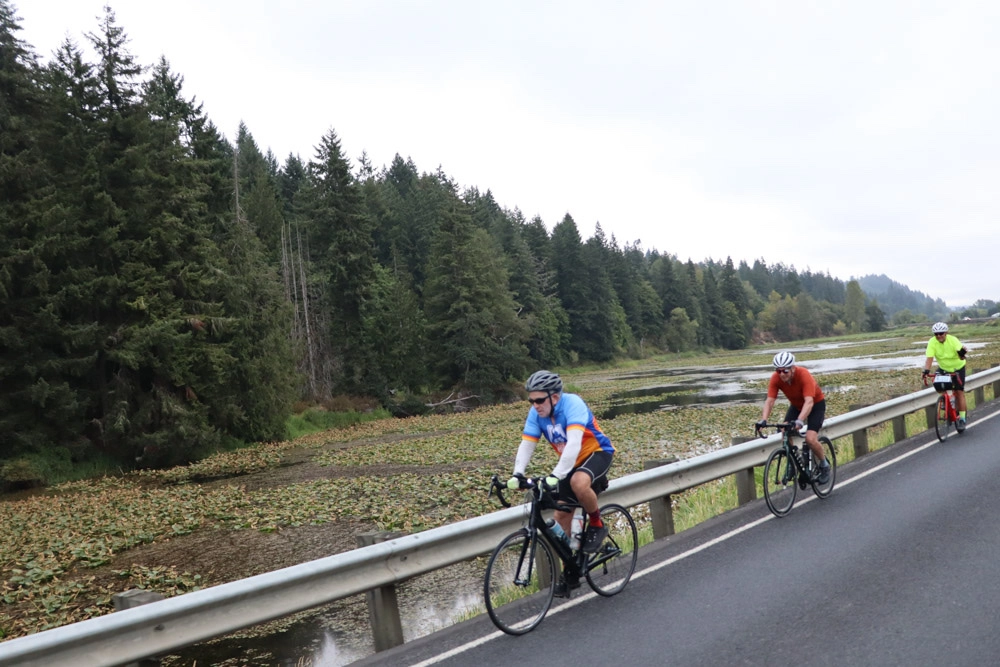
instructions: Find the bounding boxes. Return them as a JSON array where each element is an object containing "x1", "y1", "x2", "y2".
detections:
[
  {"x1": 546, "y1": 519, "x2": 569, "y2": 548},
  {"x1": 569, "y1": 508, "x2": 584, "y2": 550}
]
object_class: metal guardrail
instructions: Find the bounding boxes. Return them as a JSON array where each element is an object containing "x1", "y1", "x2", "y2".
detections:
[{"x1": 3, "y1": 365, "x2": 1000, "y2": 666}]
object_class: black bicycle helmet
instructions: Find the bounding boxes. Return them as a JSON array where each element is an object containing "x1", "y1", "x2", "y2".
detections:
[{"x1": 525, "y1": 370, "x2": 563, "y2": 394}]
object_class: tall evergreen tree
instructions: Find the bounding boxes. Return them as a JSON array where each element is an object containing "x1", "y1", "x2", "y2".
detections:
[
  {"x1": 0, "y1": 2, "x2": 82, "y2": 460},
  {"x1": 423, "y1": 201, "x2": 531, "y2": 396},
  {"x1": 357, "y1": 262, "x2": 428, "y2": 397},
  {"x1": 550, "y1": 214, "x2": 594, "y2": 357},
  {"x1": 747, "y1": 258, "x2": 773, "y2": 297},
  {"x1": 301, "y1": 129, "x2": 377, "y2": 393},
  {"x1": 235, "y1": 123, "x2": 284, "y2": 254},
  {"x1": 719, "y1": 256, "x2": 751, "y2": 348},
  {"x1": 845, "y1": 279, "x2": 866, "y2": 332}
]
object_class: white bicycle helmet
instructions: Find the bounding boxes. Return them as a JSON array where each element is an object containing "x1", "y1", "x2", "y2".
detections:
[
  {"x1": 772, "y1": 351, "x2": 795, "y2": 369},
  {"x1": 931, "y1": 322, "x2": 949, "y2": 334}
]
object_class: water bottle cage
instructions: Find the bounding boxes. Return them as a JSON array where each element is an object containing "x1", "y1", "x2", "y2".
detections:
[{"x1": 792, "y1": 446, "x2": 811, "y2": 487}]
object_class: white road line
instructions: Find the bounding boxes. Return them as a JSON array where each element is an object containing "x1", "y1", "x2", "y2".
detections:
[{"x1": 406, "y1": 409, "x2": 1000, "y2": 666}]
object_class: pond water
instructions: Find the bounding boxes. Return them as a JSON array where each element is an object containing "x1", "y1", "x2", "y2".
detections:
[{"x1": 597, "y1": 344, "x2": 997, "y2": 420}]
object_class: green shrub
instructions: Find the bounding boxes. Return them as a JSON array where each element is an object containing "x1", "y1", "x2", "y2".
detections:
[{"x1": 284, "y1": 407, "x2": 392, "y2": 440}]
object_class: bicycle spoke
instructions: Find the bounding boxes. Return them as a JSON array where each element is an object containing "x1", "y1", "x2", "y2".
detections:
[
  {"x1": 484, "y1": 529, "x2": 556, "y2": 634},
  {"x1": 764, "y1": 448, "x2": 797, "y2": 516},
  {"x1": 811, "y1": 436, "x2": 836, "y2": 498},
  {"x1": 585, "y1": 504, "x2": 637, "y2": 596}
]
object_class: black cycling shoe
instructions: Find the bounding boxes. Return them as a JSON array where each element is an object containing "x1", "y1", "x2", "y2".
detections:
[
  {"x1": 553, "y1": 575, "x2": 581, "y2": 598},
  {"x1": 582, "y1": 525, "x2": 609, "y2": 553}
]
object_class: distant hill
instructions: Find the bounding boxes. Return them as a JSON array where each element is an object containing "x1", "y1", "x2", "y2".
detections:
[{"x1": 856, "y1": 274, "x2": 949, "y2": 320}]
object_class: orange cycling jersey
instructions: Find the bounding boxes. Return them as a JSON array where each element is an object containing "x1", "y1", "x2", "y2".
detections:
[{"x1": 767, "y1": 366, "x2": 824, "y2": 409}]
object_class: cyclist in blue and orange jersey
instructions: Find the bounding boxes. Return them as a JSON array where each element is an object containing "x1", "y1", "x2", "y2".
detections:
[
  {"x1": 756, "y1": 351, "x2": 831, "y2": 484},
  {"x1": 507, "y1": 370, "x2": 615, "y2": 566},
  {"x1": 923, "y1": 321, "x2": 969, "y2": 431}
]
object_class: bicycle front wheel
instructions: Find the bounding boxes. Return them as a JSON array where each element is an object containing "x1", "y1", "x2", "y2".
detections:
[
  {"x1": 763, "y1": 448, "x2": 797, "y2": 517},
  {"x1": 585, "y1": 503, "x2": 638, "y2": 597},
  {"x1": 810, "y1": 436, "x2": 837, "y2": 498},
  {"x1": 484, "y1": 529, "x2": 556, "y2": 635},
  {"x1": 934, "y1": 395, "x2": 949, "y2": 442}
]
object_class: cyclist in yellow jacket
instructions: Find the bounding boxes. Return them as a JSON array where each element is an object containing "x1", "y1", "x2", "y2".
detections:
[{"x1": 923, "y1": 322, "x2": 969, "y2": 431}]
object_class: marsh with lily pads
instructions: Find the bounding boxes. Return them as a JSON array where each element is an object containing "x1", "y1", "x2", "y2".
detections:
[{"x1": 3, "y1": 325, "x2": 999, "y2": 665}]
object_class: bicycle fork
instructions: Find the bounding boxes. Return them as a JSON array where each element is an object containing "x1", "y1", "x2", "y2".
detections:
[{"x1": 514, "y1": 532, "x2": 538, "y2": 587}]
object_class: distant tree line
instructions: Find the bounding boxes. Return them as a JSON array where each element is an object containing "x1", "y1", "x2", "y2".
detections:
[{"x1": 0, "y1": 4, "x2": 970, "y2": 475}]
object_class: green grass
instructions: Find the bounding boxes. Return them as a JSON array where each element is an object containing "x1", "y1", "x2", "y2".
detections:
[{"x1": 284, "y1": 407, "x2": 392, "y2": 440}]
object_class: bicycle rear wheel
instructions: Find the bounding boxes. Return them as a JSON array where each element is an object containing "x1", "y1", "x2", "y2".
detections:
[
  {"x1": 810, "y1": 436, "x2": 837, "y2": 498},
  {"x1": 934, "y1": 395, "x2": 949, "y2": 442},
  {"x1": 585, "y1": 503, "x2": 637, "y2": 596},
  {"x1": 484, "y1": 529, "x2": 556, "y2": 635},
  {"x1": 763, "y1": 448, "x2": 797, "y2": 517}
]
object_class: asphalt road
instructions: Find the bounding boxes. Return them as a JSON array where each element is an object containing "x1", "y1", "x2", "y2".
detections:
[{"x1": 356, "y1": 403, "x2": 1000, "y2": 667}]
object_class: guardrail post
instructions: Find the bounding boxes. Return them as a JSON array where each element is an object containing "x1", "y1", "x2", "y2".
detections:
[
  {"x1": 643, "y1": 457, "x2": 679, "y2": 539},
  {"x1": 730, "y1": 437, "x2": 757, "y2": 505},
  {"x1": 971, "y1": 367, "x2": 984, "y2": 407},
  {"x1": 113, "y1": 590, "x2": 165, "y2": 667},
  {"x1": 992, "y1": 364, "x2": 1000, "y2": 401},
  {"x1": 357, "y1": 532, "x2": 405, "y2": 652},
  {"x1": 924, "y1": 402, "x2": 936, "y2": 429},
  {"x1": 849, "y1": 403, "x2": 869, "y2": 456},
  {"x1": 888, "y1": 395, "x2": 907, "y2": 443}
]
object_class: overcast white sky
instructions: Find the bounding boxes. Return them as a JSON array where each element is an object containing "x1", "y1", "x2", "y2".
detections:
[{"x1": 12, "y1": 1, "x2": 1000, "y2": 307}]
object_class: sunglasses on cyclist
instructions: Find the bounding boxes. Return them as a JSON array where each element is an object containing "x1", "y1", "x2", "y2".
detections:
[
  {"x1": 777, "y1": 367, "x2": 793, "y2": 375},
  {"x1": 528, "y1": 396, "x2": 550, "y2": 405}
]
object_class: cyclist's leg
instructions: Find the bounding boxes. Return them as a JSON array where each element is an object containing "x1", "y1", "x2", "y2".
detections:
[
  {"x1": 574, "y1": 452, "x2": 613, "y2": 552},
  {"x1": 953, "y1": 368, "x2": 968, "y2": 414},
  {"x1": 568, "y1": 451, "x2": 612, "y2": 516},
  {"x1": 803, "y1": 400, "x2": 827, "y2": 461}
]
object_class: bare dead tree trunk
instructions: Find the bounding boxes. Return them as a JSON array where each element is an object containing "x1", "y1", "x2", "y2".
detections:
[
  {"x1": 231, "y1": 150, "x2": 248, "y2": 256},
  {"x1": 297, "y1": 226, "x2": 318, "y2": 398},
  {"x1": 281, "y1": 222, "x2": 302, "y2": 343}
]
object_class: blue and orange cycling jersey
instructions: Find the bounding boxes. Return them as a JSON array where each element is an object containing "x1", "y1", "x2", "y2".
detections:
[{"x1": 522, "y1": 393, "x2": 614, "y2": 466}]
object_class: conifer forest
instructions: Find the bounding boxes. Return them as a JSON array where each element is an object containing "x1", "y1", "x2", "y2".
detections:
[{"x1": 0, "y1": 4, "x2": 951, "y2": 474}]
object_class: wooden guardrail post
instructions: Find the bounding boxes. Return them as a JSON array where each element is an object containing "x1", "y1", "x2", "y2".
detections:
[
  {"x1": 357, "y1": 531, "x2": 405, "y2": 652},
  {"x1": 113, "y1": 590, "x2": 165, "y2": 667},
  {"x1": 924, "y1": 402, "x2": 936, "y2": 430},
  {"x1": 971, "y1": 367, "x2": 984, "y2": 407},
  {"x1": 643, "y1": 457, "x2": 679, "y2": 539},
  {"x1": 889, "y1": 394, "x2": 907, "y2": 443},
  {"x1": 730, "y1": 436, "x2": 757, "y2": 505},
  {"x1": 849, "y1": 403, "x2": 869, "y2": 456}
]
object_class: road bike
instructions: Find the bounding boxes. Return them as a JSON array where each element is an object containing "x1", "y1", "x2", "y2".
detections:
[
  {"x1": 754, "y1": 422, "x2": 836, "y2": 517},
  {"x1": 483, "y1": 474, "x2": 638, "y2": 635},
  {"x1": 923, "y1": 371, "x2": 964, "y2": 441}
]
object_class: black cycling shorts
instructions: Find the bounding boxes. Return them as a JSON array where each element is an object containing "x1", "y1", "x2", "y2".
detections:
[
  {"x1": 556, "y1": 451, "x2": 613, "y2": 502},
  {"x1": 784, "y1": 399, "x2": 826, "y2": 433}
]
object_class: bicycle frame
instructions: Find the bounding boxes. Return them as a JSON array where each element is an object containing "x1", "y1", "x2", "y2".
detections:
[
  {"x1": 484, "y1": 474, "x2": 638, "y2": 634},
  {"x1": 756, "y1": 423, "x2": 809, "y2": 485},
  {"x1": 489, "y1": 477, "x2": 584, "y2": 580},
  {"x1": 924, "y1": 372, "x2": 962, "y2": 440},
  {"x1": 755, "y1": 421, "x2": 835, "y2": 517},
  {"x1": 488, "y1": 476, "x2": 621, "y2": 585}
]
